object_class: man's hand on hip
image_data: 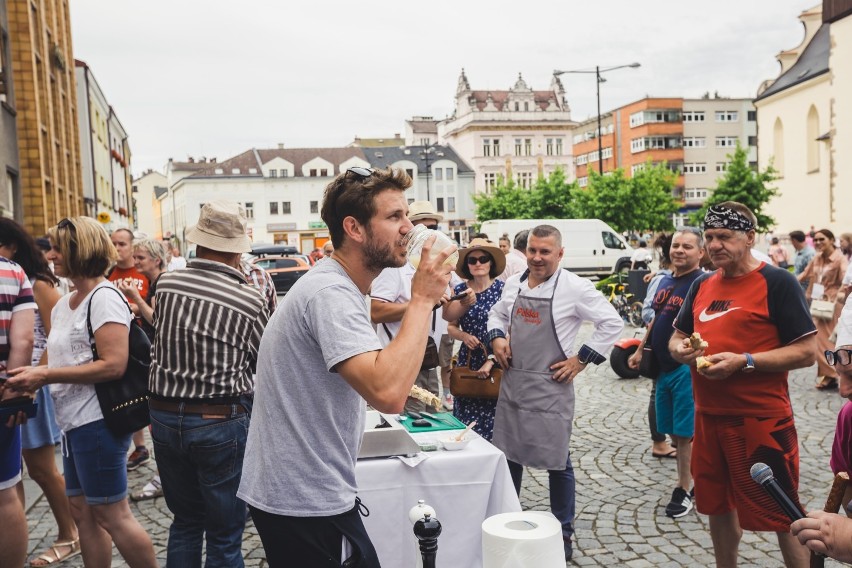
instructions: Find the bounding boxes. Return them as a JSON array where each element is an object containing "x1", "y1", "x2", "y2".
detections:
[
  {"x1": 492, "y1": 337, "x2": 511, "y2": 370},
  {"x1": 550, "y1": 356, "x2": 587, "y2": 383}
]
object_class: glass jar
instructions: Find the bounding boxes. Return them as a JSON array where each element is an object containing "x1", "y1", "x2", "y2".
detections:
[{"x1": 403, "y1": 224, "x2": 459, "y2": 268}]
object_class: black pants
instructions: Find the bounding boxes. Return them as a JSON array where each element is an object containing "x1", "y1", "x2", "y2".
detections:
[{"x1": 250, "y1": 502, "x2": 380, "y2": 568}]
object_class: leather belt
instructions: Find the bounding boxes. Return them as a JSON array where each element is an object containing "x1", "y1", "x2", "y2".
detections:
[{"x1": 148, "y1": 398, "x2": 247, "y2": 416}]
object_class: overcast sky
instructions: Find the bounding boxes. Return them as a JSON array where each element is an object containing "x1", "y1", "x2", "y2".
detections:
[{"x1": 70, "y1": 0, "x2": 818, "y2": 175}]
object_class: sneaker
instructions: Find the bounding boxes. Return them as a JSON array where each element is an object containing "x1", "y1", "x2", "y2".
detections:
[
  {"x1": 443, "y1": 393, "x2": 454, "y2": 411},
  {"x1": 127, "y1": 447, "x2": 150, "y2": 471},
  {"x1": 665, "y1": 486, "x2": 694, "y2": 518}
]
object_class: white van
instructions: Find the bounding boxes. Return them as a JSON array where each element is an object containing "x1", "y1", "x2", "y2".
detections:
[{"x1": 479, "y1": 219, "x2": 632, "y2": 277}]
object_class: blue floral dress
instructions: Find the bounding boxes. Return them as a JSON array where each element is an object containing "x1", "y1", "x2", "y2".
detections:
[{"x1": 452, "y1": 279, "x2": 504, "y2": 441}]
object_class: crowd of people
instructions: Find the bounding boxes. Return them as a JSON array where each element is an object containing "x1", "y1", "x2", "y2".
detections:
[{"x1": 2, "y1": 166, "x2": 852, "y2": 567}]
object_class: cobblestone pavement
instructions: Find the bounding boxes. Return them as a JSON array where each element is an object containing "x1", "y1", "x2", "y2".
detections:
[{"x1": 24, "y1": 324, "x2": 848, "y2": 567}]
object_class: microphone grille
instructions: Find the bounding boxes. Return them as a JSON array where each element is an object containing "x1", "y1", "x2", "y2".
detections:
[{"x1": 750, "y1": 462, "x2": 773, "y2": 484}]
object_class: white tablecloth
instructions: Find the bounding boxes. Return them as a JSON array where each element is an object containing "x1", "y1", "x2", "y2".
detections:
[{"x1": 355, "y1": 434, "x2": 521, "y2": 568}]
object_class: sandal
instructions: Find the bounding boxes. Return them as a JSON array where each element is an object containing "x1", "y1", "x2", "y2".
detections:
[
  {"x1": 131, "y1": 476, "x2": 163, "y2": 501},
  {"x1": 30, "y1": 538, "x2": 81, "y2": 567}
]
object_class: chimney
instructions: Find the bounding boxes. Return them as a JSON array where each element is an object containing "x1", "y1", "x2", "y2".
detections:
[
  {"x1": 188, "y1": 156, "x2": 195, "y2": 163},
  {"x1": 395, "y1": 133, "x2": 401, "y2": 139},
  {"x1": 210, "y1": 157, "x2": 217, "y2": 163},
  {"x1": 278, "y1": 143, "x2": 284, "y2": 149}
]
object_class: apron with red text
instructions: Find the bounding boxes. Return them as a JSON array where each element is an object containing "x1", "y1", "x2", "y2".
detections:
[{"x1": 491, "y1": 270, "x2": 573, "y2": 470}]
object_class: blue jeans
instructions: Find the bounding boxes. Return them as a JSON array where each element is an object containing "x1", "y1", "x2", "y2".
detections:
[
  {"x1": 507, "y1": 453, "x2": 575, "y2": 539},
  {"x1": 151, "y1": 399, "x2": 250, "y2": 568}
]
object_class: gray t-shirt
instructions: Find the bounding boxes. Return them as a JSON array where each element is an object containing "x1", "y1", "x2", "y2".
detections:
[{"x1": 238, "y1": 259, "x2": 382, "y2": 516}]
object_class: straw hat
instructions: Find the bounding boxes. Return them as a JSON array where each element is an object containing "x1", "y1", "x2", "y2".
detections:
[
  {"x1": 407, "y1": 201, "x2": 443, "y2": 222},
  {"x1": 456, "y1": 238, "x2": 506, "y2": 275},
  {"x1": 185, "y1": 201, "x2": 252, "y2": 254}
]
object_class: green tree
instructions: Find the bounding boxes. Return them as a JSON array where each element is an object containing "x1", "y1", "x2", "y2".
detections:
[
  {"x1": 689, "y1": 143, "x2": 779, "y2": 229},
  {"x1": 473, "y1": 168, "x2": 579, "y2": 221},
  {"x1": 578, "y1": 163, "x2": 678, "y2": 234}
]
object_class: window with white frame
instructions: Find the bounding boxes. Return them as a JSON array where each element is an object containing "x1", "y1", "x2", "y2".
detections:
[
  {"x1": 716, "y1": 162, "x2": 729, "y2": 172},
  {"x1": 514, "y1": 139, "x2": 522, "y2": 156},
  {"x1": 588, "y1": 150, "x2": 600, "y2": 163},
  {"x1": 448, "y1": 197, "x2": 456, "y2": 212},
  {"x1": 555, "y1": 138, "x2": 563, "y2": 155},
  {"x1": 683, "y1": 137, "x2": 706, "y2": 148},
  {"x1": 281, "y1": 169, "x2": 289, "y2": 177},
  {"x1": 716, "y1": 136, "x2": 738, "y2": 148},
  {"x1": 683, "y1": 111, "x2": 705, "y2": 122},
  {"x1": 684, "y1": 188, "x2": 709, "y2": 200},
  {"x1": 631, "y1": 163, "x2": 646, "y2": 175},
  {"x1": 437, "y1": 198, "x2": 445, "y2": 212},
  {"x1": 578, "y1": 176, "x2": 588, "y2": 187},
  {"x1": 683, "y1": 163, "x2": 707, "y2": 174},
  {"x1": 715, "y1": 110, "x2": 738, "y2": 122},
  {"x1": 435, "y1": 168, "x2": 443, "y2": 181},
  {"x1": 602, "y1": 147, "x2": 613, "y2": 159},
  {"x1": 516, "y1": 171, "x2": 533, "y2": 189},
  {"x1": 546, "y1": 138, "x2": 554, "y2": 156},
  {"x1": 282, "y1": 201, "x2": 291, "y2": 214},
  {"x1": 629, "y1": 111, "x2": 645, "y2": 127},
  {"x1": 484, "y1": 172, "x2": 497, "y2": 192},
  {"x1": 524, "y1": 138, "x2": 532, "y2": 156},
  {"x1": 310, "y1": 201, "x2": 318, "y2": 214},
  {"x1": 446, "y1": 168, "x2": 454, "y2": 180},
  {"x1": 576, "y1": 154, "x2": 588, "y2": 165},
  {"x1": 668, "y1": 162, "x2": 684, "y2": 174},
  {"x1": 269, "y1": 169, "x2": 278, "y2": 178},
  {"x1": 269, "y1": 202, "x2": 278, "y2": 215},
  {"x1": 244, "y1": 202, "x2": 254, "y2": 219},
  {"x1": 631, "y1": 136, "x2": 682, "y2": 153},
  {"x1": 483, "y1": 138, "x2": 501, "y2": 157},
  {"x1": 631, "y1": 139, "x2": 645, "y2": 153}
]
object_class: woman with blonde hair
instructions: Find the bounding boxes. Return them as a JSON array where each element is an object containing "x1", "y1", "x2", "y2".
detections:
[
  {"x1": 117, "y1": 238, "x2": 168, "y2": 342},
  {"x1": 7, "y1": 217, "x2": 157, "y2": 567}
]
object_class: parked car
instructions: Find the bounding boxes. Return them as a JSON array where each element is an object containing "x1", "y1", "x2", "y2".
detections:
[{"x1": 250, "y1": 255, "x2": 310, "y2": 294}]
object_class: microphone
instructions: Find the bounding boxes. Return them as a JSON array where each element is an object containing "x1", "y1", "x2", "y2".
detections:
[{"x1": 750, "y1": 462, "x2": 805, "y2": 522}]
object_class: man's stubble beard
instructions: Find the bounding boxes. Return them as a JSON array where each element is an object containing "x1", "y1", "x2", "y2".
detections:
[{"x1": 363, "y1": 227, "x2": 404, "y2": 272}]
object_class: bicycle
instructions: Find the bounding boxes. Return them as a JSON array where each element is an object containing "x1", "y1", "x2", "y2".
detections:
[{"x1": 601, "y1": 277, "x2": 644, "y2": 328}]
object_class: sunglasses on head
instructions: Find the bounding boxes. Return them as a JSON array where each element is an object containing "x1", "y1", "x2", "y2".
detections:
[
  {"x1": 826, "y1": 349, "x2": 852, "y2": 366},
  {"x1": 345, "y1": 166, "x2": 374, "y2": 180},
  {"x1": 466, "y1": 255, "x2": 492, "y2": 266},
  {"x1": 57, "y1": 218, "x2": 75, "y2": 231}
]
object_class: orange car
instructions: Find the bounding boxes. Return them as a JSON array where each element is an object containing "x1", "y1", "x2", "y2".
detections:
[{"x1": 250, "y1": 250, "x2": 311, "y2": 295}]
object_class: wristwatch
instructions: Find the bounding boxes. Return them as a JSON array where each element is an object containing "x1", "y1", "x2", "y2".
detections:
[{"x1": 742, "y1": 353, "x2": 756, "y2": 373}]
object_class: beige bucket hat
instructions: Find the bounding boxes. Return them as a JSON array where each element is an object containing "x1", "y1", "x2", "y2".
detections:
[
  {"x1": 185, "y1": 201, "x2": 252, "y2": 254},
  {"x1": 407, "y1": 201, "x2": 444, "y2": 222}
]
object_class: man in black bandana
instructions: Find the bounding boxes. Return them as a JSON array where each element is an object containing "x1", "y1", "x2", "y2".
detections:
[{"x1": 669, "y1": 201, "x2": 816, "y2": 568}]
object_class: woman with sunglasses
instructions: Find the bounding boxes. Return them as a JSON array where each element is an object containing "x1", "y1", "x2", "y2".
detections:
[
  {"x1": 799, "y1": 228, "x2": 848, "y2": 390},
  {"x1": 0, "y1": 218, "x2": 80, "y2": 566},
  {"x1": 443, "y1": 238, "x2": 506, "y2": 440},
  {"x1": 7, "y1": 217, "x2": 157, "y2": 568}
]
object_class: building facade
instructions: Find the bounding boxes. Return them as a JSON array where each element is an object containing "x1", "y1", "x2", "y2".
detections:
[
  {"x1": 8, "y1": 0, "x2": 83, "y2": 235},
  {"x1": 572, "y1": 96, "x2": 756, "y2": 226},
  {"x1": 131, "y1": 169, "x2": 166, "y2": 239},
  {"x1": 75, "y1": 60, "x2": 132, "y2": 228},
  {"x1": 754, "y1": 5, "x2": 832, "y2": 233},
  {"x1": 162, "y1": 145, "x2": 475, "y2": 252},
  {"x1": 0, "y1": 0, "x2": 19, "y2": 220},
  {"x1": 437, "y1": 70, "x2": 576, "y2": 194}
]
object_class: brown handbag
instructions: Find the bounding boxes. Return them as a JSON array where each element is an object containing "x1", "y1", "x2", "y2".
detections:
[{"x1": 450, "y1": 345, "x2": 503, "y2": 399}]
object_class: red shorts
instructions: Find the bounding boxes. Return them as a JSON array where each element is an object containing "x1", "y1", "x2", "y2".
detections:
[{"x1": 692, "y1": 412, "x2": 801, "y2": 532}]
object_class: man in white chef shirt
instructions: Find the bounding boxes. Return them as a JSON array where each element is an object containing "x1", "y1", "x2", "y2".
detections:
[
  {"x1": 371, "y1": 201, "x2": 450, "y2": 415},
  {"x1": 486, "y1": 224, "x2": 623, "y2": 561}
]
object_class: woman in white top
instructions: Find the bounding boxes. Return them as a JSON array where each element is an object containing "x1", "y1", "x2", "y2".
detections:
[{"x1": 8, "y1": 217, "x2": 157, "y2": 568}]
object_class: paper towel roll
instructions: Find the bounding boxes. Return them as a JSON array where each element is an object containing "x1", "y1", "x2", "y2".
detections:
[{"x1": 482, "y1": 511, "x2": 564, "y2": 568}]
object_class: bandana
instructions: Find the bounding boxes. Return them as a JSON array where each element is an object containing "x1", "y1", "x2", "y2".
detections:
[{"x1": 704, "y1": 205, "x2": 755, "y2": 232}]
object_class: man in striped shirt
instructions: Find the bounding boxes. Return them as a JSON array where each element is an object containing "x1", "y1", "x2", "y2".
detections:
[{"x1": 148, "y1": 201, "x2": 269, "y2": 568}]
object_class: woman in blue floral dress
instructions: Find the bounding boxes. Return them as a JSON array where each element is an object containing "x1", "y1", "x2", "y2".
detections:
[{"x1": 443, "y1": 239, "x2": 506, "y2": 441}]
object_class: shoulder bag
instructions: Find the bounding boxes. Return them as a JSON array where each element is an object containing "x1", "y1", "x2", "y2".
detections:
[
  {"x1": 450, "y1": 345, "x2": 502, "y2": 399},
  {"x1": 638, "y1": 346, "x2": 661, "y2": 379},
  {"x1": 382, "y1": 310, "x2": 440, "y2": 371},
  {"x1": 86, "y1": 286, "x2": 152, "y2": 436},
  {"x1": 810, "y1": 299, "x2": 835, "y2": 320}
]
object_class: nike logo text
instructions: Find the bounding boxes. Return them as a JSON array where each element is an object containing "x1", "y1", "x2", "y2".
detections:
[{"x1": 698, "y1": 306, "x2": 741, "y2": 322}]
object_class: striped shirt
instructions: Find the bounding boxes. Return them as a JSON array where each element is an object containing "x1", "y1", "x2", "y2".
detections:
[
  {"x1": 149, "y1": 259, "x2": 269, "y2": 400},
  {"x1": 0, "y1": 257, "x2": 35, "y2": 364}
]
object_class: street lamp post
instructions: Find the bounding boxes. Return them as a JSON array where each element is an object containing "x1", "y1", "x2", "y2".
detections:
[
  {"x1": 554, "y1": 63, "x2": 640, "y2": 175},
  {"x1": 419, "y1": 143, "x2": 438, "y2": 202}
]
